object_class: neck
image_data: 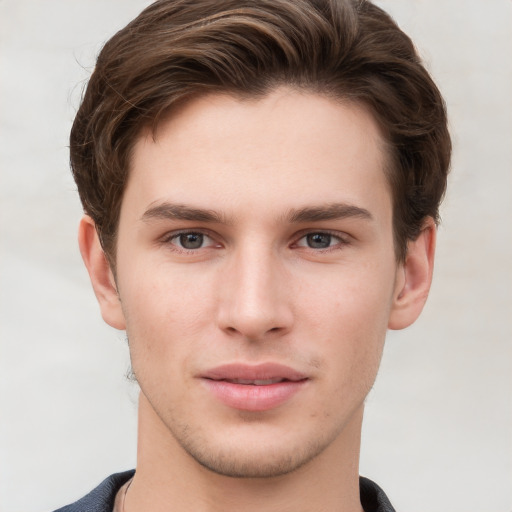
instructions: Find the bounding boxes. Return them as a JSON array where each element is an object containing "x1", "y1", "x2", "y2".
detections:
[{"x1": 126, "y1": 393, "x2": 364, "y2": 512}]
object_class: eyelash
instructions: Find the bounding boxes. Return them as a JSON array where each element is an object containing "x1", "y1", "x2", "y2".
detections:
[
  {"x1": 293, "y1": 230, "x2": 351, "y2": 252},
  {"x1": 160, "y1": 229, "x2": 351, "y2": 253},
  {"x1": 161, "y1": 230, "x2": 219, "y2": 253}
]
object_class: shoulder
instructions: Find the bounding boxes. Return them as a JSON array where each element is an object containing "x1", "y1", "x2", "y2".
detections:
[
  {"x1": 360, "y1": 476, "x2": 396, "y2": 512},
  {"x1": 52, "y1": 470, "x2": 135, "y2": 512}
]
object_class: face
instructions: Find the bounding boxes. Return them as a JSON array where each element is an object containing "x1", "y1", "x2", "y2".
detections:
[{"x1": 110, "y1": 88, "x2": 406, "y2": 477}]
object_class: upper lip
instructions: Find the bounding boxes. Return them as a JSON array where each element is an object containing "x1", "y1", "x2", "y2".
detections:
[{"x1": 200, "y1": 363, "x2": 307, "y2": 382}]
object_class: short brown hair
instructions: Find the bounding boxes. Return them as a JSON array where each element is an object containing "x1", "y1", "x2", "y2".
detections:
[{"x1": 70, "y1": 0, "x2": 451, "y2": 263}]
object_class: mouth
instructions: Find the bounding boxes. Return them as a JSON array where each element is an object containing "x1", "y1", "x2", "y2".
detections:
[
  {"x1": 201, "y1": 362, "x2": 307, "y2": 382},
  {"x1": 200, "y1": 363, "x2": 309, "y2": 411},
  {"x1": 219, "y1": 378, "x2": 290, "y2": 385}
]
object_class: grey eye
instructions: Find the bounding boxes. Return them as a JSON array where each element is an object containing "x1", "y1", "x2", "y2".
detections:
[
  {"x1": 178, "y1": 233, "x2": 204, "y2": 249},
  {"x1": 306, "y1": 233, "x2": 332, "y2": 248}
]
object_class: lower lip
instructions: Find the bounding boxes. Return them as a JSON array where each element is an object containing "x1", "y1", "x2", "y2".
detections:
[{"x1": 201, "y1": 379, "x2": 307, "y2": 411}]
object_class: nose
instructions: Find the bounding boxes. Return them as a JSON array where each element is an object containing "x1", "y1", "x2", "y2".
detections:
[{"x1": 216, "y1": 243, "x2": 293, "y2": 341}]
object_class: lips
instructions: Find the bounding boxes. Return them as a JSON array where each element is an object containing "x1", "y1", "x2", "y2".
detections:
[
  {"x1": 223, "y1": 378, "x2": 286, "y2": 385},
  {"x1": 200, "y1": 363, "x2": 308, "y2": 411}
]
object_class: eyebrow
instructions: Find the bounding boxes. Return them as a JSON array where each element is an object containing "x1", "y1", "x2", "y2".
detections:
[
  {"x1": 141, "y1": 201, "x2": 373, "y2": 225},
  {"x1": 286, "y1": 203, "x2": 373, "y2": 223},
  {"x1": 141, "y1": 202, "x2": 227, "y2": 224}
]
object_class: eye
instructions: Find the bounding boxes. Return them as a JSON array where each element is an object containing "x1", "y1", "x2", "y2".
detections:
[
  {"x1": 295, "y1": 232, "x2": 347, "y2": 250},
  {"x1": 168, "y1": 232, "x2": 215, "y2": 250}
]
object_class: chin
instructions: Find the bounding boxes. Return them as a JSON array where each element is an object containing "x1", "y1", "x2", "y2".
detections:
[
  {"x1": 187, "y1": 445, "x2": 322, "y2": 479},
  {"x1": 174, "y1": 423, "x2": 340, "y2": 479}
]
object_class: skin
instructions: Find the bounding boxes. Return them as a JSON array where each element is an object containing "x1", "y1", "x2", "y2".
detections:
[{"x1": 79, "y1": 88, "x2": 436, "y2": 512}]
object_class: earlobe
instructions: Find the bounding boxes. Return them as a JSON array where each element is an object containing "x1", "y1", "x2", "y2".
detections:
[
  {"x1": 78, "y1": 215, "x2": 126, "y2": 330},
  {"x1": 388, "y1": 218, "x2": 437, "y2": 330}
]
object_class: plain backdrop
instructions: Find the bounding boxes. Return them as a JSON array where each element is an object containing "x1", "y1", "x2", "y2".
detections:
[{"x1": 1, "y1": 1, "x2": 511, "y2": 511}]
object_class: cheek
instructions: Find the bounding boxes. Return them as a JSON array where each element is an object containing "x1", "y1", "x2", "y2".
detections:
[
  {"x1": 299, "y1": 263, "x2": 394, "y2": 383},
  {"x1": 118, "y1": 261, "x2": 217, "y2": 363},
  {"x1": 301, "y1": 259, "x2": 395, "y2": 332}
]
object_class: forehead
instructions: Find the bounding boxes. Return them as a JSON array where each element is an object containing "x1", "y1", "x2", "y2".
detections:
[{"x1": 124, "y1": 88, "x2": 391, "y2": 223}]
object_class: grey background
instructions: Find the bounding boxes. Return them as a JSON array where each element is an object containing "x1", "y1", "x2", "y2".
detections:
[{"x1": 1, "y1": 1, "x2": 511, "y2": 511}]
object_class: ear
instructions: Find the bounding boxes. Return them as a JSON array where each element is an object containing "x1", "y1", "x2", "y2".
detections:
[
  {"x1": 388, "y1": 217, "x2": 437, "y2": 330},
  {"x1": 78, "y1": 215, "x2": 126, "y2": 330}
]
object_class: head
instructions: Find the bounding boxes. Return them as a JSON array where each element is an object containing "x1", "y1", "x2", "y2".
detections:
[
  {"x1": 71, "y1": 0, "x2": 450, "y2": 267},
  {"x1": 73, "y1": 0, "x2": 450, "y2": 481}
]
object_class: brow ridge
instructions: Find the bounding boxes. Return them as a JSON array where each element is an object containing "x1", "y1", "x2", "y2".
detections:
[
  {"x1": 141, "y1": 202, "x2": 227, "y2": 223},
  {"x1": 287, "y1": 203, "x2": 373, "y2": 223},
  {"x1": 141, "y1": 201, "x2": 372, "y2": 225}
]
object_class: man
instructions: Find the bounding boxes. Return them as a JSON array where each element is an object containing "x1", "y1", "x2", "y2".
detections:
[{"x1": 55, "y1": 0, "x2": 450, "y2": 510}]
